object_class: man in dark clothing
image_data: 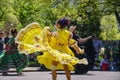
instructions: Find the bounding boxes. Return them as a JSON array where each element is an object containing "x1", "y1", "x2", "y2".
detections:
[
  {"x1": 69, "y1": 26, "x2": 96, "y2": 74},
  {"x1": 69, "y1": 26, "x2": 92, "y2": 44}
]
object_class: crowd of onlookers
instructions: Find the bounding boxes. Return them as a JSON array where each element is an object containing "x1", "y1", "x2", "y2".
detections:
[{"x1": 93, "y1": 35, "x2": 120, "y2": 71}]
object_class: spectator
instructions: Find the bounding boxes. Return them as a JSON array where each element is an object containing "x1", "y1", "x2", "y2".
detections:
[
  {"x1": 0, "y1": 32, "x2": 4, "y2": 54},
  {"x1": 100, "y1": 55, "x2": 109, "y2": 71},
  {"x1": 111, "y1": 42, "x2": 119, "y2": 71},
  {"x1": 104, "y1": 40, "x2": 112, "y2": 61},
  {"x1": 92, "y1": 35, "x2": 103, "y2": 61},
  {"x1": 4, "y1": 31, "x2": 10, "y2": 45}
]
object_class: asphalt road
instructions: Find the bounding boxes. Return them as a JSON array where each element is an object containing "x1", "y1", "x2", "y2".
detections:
[{"x1": 0, "y1": 71, "x2": 120, "y2": 80}]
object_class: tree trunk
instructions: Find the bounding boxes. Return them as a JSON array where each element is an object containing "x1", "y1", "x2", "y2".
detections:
[{"x1": 114, "y1": 10, "x2": 120, "y2": 27}]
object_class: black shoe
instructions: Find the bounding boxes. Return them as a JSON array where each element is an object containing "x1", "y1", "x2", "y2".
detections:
[
  {"x1": 17, "y1": 72, "x2": 23, "y2": 76},
  {"x1": 2, "y1": 72, "x2": 9, "y2": 76}
]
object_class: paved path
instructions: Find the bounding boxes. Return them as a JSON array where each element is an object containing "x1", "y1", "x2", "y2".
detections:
[{"x1": 0, "y1": 71, "x2": 120, "y2": 80}]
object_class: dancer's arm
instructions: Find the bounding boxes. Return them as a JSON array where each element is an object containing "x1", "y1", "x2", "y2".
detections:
[
  {"x1": 71, "y1": 42, "x2": 84, "y2": 54},
  {"x1": 68, "y1": 32, "x2": 84, "y2": 54}
]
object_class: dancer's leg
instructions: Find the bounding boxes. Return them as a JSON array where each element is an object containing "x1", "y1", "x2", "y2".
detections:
[
  {"x1": 51, "y1": 61, "x2": 58, "y2": 80},
  {"x1": 63, "y1": 64, "x2": 71, "y2": 80}
]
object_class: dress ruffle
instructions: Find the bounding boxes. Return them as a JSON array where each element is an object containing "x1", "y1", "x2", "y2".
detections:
[{"x1": 16, "y1": 22, "x2": 88, "y2": 70}]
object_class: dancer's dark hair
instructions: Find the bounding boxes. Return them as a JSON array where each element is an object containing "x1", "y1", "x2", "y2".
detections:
[{"x1": 56, "y1": 18, "x2": 70, "y2": 29}]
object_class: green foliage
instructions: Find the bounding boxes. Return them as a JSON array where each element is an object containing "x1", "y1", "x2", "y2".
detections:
[
  {"x1": 100, "y1": 14, "x2": 120, "y2": 40},
  {"x1": 0, "y1": 21, "x2": 4, "y2": 29},
  {"x1": 0, "y1": 0, "x2": 120, "y2": 39}
]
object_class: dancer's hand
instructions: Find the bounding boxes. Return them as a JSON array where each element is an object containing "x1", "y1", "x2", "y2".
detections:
[
  {"x1": 80, "y1": 49, "x2": 84, "y2": 54},
  {"x1": 77, "y1": 49, "x2": 84, "y2": 54}
]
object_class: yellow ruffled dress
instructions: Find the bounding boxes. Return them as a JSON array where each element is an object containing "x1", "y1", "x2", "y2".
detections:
[
  {"x1": 37, "y1": 29, "x2": 78, "y2": 70},
  {"x1": 15, "y1": 22, "x2": 87, "y2": 71}
]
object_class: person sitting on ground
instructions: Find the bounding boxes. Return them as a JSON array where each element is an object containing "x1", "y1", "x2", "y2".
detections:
[{"x1": 100, "y1": 55, "x2": 109, "y2": 71}]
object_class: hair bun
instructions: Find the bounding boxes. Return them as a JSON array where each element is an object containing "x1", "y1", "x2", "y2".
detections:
[
  {"x1": 57, "y1": 18, "x2": 71, "y2": 29},
  {"x1": 10, "y1": 28, "x2": 17, "y2": 35},
  {"x1": 61, "y1": 18, "x2": 70, "y2": 26}
]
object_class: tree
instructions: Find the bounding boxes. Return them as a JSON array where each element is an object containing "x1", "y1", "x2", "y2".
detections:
[
  {"x1": 0, "y1": 0, "x2": 120, "y2": 39},
  {"x1": 98, "y1": 0, "x2": 120, "y2": 26},
  {"x1": 100, "y1": 14, "x2": 120, "y2": 40},
  {"x1": 0, "y1": 0, "x2": 20, "y2": 31}
]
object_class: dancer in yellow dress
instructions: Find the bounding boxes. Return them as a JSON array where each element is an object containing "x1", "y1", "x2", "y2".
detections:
[
  {"x1": 15, "y1": 18, "x2": 87, "y2": 80},
  {"x1": 46, "y1": 18, "x2": 85, "y2": 80}
]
